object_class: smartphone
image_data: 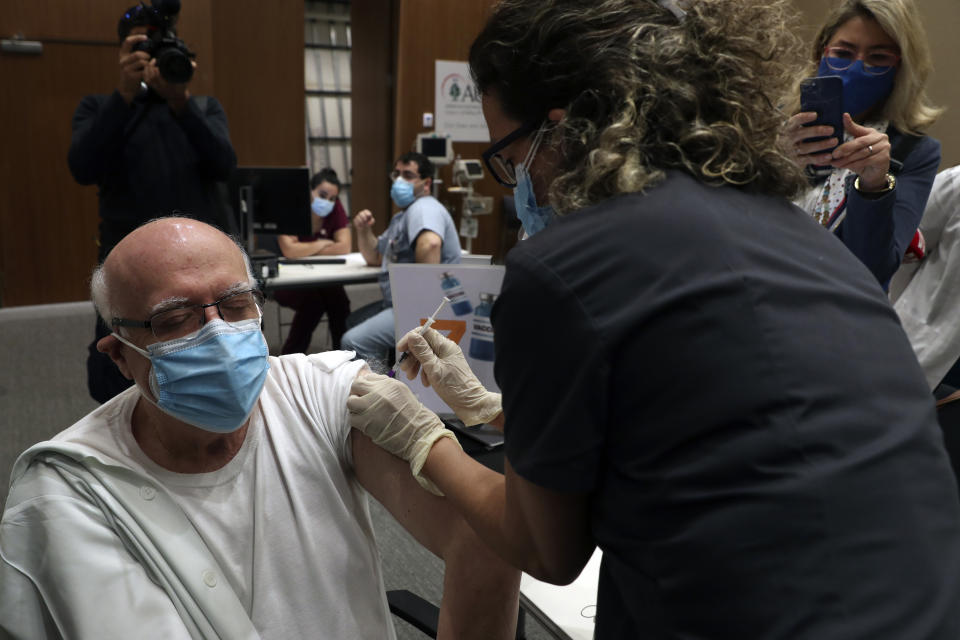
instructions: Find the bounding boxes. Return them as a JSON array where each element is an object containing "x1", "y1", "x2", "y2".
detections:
[{"x1": 799, "y1": 75, "x2": 844, "y2": 163}]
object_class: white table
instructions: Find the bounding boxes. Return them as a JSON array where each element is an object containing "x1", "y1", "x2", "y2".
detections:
[
  {"x1": 262, "y1": 252, "x2": 380, "y2": 291},
  {"x1": 520, "y1": 549, "x2": 601, "y2": 640}
]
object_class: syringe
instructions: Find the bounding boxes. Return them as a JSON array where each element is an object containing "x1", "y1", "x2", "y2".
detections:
[{"x1": 388, "y1": 296, "x2": 450, "y2": 377}]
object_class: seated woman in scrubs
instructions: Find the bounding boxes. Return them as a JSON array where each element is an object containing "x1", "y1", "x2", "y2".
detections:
[{"x1": 274, "y1": 168, "x2": 352, "y2": 353}]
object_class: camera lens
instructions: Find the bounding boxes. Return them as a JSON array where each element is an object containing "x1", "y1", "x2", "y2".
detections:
[{"x1": 157, "y1": 48, "x2": 193, "y2": 84}]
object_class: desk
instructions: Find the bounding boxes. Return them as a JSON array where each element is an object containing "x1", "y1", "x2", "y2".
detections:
[
  {"x1": 520, "y1": 549, "x2": 601, "y2": 640},
  {"x1": 263, "y1": 252, "x2": 380, "y2": 292}
]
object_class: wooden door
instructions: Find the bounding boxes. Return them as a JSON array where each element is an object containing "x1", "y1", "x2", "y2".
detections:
[{"x1": 0, "y1": 0, "x2": 214, "y2": 307}]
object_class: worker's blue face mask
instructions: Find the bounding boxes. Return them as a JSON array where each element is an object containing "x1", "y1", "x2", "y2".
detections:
[
  {"x1": 513, "y1": 123, "x2": 555, "y2": 238},
  {"x1": 113, "y1": 318, "x2": 269, "y2": 433},
  {"x1": 817, "y1": 57, "x2": 895, "y2": 119},
  {"x1": 391, "y1": 178, "x2": 416, "y2": 208},
  {"x1": 311, "y1": 197, "x2": 334, "y2": 217}
]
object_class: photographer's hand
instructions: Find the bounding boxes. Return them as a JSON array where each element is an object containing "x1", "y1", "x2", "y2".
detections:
[
  {"x1": 118, "y1": 34, "x2": 150, "y2": 104},
  {"x1": 145, "y1": 59, "x2": 195, "y2": 115}
]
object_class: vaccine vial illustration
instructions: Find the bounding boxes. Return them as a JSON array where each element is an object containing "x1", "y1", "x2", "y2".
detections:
[
  {"x1": 440, "y1": 271, "x2": 473, "y2": 316},
  {"x1": 469, "y1": 292, "x2": 497, "y2": 361}
]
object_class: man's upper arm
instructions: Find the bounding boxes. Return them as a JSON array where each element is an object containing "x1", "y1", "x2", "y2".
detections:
[
  {"x1": 350, "y1": 429, "x2": 455, "y2": 557},
  {"x1": 414, "y1": 230, "x2": 443, "y2": 263},
  {"x1": 407, "y1": 202, "x2": 449, "y2": 264}
]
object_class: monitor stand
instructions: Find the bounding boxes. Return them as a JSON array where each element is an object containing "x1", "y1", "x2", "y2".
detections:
[{"x1": 239, "y1": 184, "x2": 256, "y2": 255}]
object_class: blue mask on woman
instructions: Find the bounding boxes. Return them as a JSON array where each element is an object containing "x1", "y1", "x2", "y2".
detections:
[
  {"x1": 113, "y1": 318, "x2": 269, "y2": 433},
  {"x1": 513, "y1": 122, "x2": 555, "y2": 238},
  {"x1": 391, "y1": 179, "x2": 416, "y2": 208},
  {"x1": 311, "y1": 197, "x2": 334, "y2": 217},
  {"x1": 513, "y1": 163, "x2": 555, "y2": 237},
  {"x1": 817, "y1": 57, "x2": 895, "y2": 119}
]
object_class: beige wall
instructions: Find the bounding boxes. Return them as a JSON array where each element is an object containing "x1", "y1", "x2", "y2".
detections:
[{"x1": 791, "y1": 0, "x2": 960, "y2": 169}]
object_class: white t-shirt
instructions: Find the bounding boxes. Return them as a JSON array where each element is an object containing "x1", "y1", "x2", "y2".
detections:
[{"x1": 0, "y1": 352, "x2": 395, "y2": 639}]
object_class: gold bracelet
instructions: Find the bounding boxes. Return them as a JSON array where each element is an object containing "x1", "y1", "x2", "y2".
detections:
[{"x1": 854, "y1": 172, "x2": 896, "y2": 195}]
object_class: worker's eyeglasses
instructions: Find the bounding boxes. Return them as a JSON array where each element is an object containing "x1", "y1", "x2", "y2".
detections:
[
  {"x1": 822, "y1": 46, "x2": 900, "y2": 76},
  {"x1": 481, "y1": 120, "x2": 541, "y2": 188},
  {"x1": 389, "y1": 169, "x2": 421, "y2": 182},
  {"x1": 112, "y1": 289, "x2": 264, "y2": 341}
]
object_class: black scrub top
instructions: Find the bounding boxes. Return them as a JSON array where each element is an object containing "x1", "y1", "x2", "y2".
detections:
[{"x1": 495, "y1": 171, "x2": 960, "y2": 639}]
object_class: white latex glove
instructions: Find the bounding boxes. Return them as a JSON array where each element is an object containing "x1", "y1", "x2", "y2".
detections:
[
  {"x1": 347, "y1": 371, "x2": 460, "y2": 495},
  {"x1": 397, "y1": 328, "x2": 502, "y2": 427}
]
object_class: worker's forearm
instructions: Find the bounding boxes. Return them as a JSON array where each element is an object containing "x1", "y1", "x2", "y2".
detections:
[
  {"x1": 316, "y1": 239, "x2": 351, "y2": 255},
  {"x1": 436, "y1": 510, "x2": 520, "y2": 640},
  {"x1": 422, "y1": 438, "x2": 542, "y2": 576},
  {"x1": 357, "y1": 228, "x2": 380, "y2": 265},
  {"x1": 280, "y1": 238, "x2": 334, "y2": 258}
]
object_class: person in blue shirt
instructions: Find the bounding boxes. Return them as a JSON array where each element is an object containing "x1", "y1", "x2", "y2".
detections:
[
  {"x1": 783, "y1": 0, "x2": 942, "y2": 287},
  {"x1": 342, "y1": 152, "x2": 461, "y2": 364}
]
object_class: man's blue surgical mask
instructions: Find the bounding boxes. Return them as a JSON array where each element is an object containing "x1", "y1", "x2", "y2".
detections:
[
  {"x1": 817, "y1": 57, "x2": 895, "y2": 120},
  {"x1": 513, "y1": 123, "x2": 555, "y2": 238},
  {"x1": 113, "y1": 318, "x2": 269, "y2": 433},
  {"x1": 312, "y1": 197, "x2": 334, "y2": 217},
  {"x1": 391, "y1": 178, "x2": 416, "y2": 209}
]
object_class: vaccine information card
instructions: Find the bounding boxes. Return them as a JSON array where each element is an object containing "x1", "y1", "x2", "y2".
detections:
[{"x1": 389, "y1": 263, "x2": 506, "y2": 416}]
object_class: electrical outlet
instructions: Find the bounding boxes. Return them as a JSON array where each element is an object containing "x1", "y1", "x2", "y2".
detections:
[{"x1": 423, "y1": 112, "x2": 434, "y2": 128}]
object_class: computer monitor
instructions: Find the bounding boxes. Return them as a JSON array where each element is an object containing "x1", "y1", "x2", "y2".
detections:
[
  {"x1": 415, "y1": 133, "x2": 455, "y2": 166},
  {"x1": 229, "y1": 167, "x2": 311, "y2": 253},
  {"x1": 464, "y1": 160, "x2": 484, "y2": 179}
]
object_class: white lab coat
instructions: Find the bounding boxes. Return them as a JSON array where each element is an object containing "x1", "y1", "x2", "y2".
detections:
[{"x1": 891, "y1": 166, "x2": 960, "y2": 389}]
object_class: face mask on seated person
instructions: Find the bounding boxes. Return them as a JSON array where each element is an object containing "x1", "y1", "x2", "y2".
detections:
[
  {"x1": 113, "y1": 318, "x2": 270, "y2": 433},
  {"x1": 391, "y1": 178, "x2": 416, "y2": 208},
  {"x1": 817, "y1": 57, "x2": 895, "y2": 121},
  {"x1": 312, "y1": 197, "x2": 334, "y2": 217}
]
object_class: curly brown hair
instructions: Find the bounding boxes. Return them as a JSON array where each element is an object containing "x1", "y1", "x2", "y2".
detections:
[{"x1": 469, "y1": 0, "x2": 808, "y2": 213}]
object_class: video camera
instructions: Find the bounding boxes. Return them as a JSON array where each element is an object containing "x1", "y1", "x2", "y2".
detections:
[{"x1": 129, "y1": 0, "x2": 196, "y2": 84}]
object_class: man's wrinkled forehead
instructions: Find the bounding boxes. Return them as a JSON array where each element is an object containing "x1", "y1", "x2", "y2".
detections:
[{"x1": 106, "y1": 218, "x2": 250, "y2": 308}]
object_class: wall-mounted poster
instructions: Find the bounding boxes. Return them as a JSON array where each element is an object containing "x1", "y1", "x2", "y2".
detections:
[{"x1": 435, "y1": 60, "x2": 489, "y2": 143}]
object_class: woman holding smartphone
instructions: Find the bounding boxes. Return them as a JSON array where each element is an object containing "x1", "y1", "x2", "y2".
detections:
[{"x1": 783, "y1": 0, "x2": 942, "y2": 286}]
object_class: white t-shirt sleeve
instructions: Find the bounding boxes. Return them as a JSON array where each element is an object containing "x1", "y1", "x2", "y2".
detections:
[{"x1": 302, "y1": 352, "x2": 368, "y2": 463}]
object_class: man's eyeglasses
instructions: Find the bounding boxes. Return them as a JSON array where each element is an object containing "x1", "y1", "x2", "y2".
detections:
[
  {"x1": 389, "y1": 169, "x2": 421, "y2": 182},
  {"x1": 481, "y1": 120, "x2": 541, "y2": 188},
  {"x1": 112, "y1": 289, "x2": 264, "y2": 341},
  {"x1": 822, "y1": 46, "x2": 900, "y2": 76}
]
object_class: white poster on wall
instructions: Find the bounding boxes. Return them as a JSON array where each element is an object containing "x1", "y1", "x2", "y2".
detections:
[
  {"x1": 389, "y1": 262, "x2": 505, "y2": 415},
  {"x1": 435, "y1": 59, "x2": 489, "y2": 142}
]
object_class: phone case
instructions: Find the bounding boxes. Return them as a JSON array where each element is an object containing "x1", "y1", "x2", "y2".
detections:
[{"x1": 800, "y1": 75, "x2": 844, "y2": 154}]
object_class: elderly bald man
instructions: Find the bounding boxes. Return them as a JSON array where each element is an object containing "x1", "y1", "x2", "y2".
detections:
[{"x1": 0, "y1": 217, "x2": 519, "y2": 639}]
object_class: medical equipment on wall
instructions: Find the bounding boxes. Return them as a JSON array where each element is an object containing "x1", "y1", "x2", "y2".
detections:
[{"x1": 448, "y1": 157, "x2": 494, "y2": 253}]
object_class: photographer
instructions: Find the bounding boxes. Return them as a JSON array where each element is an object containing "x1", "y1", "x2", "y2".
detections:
[{"x1": 68, "y1": 1, "x2": 237, "y2": 404}]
